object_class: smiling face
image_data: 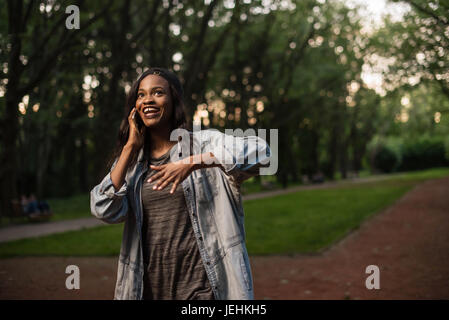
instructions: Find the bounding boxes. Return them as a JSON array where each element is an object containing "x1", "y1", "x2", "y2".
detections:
[{"x1": 136, "y1": 74, "x2": 173, "y2": 129}]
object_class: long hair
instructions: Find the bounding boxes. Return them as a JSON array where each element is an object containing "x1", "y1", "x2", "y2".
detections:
[{"x1": 108, "y1": 68, "x2": 189, "y2": 169}]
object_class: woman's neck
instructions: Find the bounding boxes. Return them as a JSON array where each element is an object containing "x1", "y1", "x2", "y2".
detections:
[{"x1": 149, "y1": 126, "x2": 177, "y2": 158}]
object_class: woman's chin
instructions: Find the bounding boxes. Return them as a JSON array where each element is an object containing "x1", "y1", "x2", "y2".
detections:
[{"x1": 143, "y1": 118, "x2": 163, "y2": 128}]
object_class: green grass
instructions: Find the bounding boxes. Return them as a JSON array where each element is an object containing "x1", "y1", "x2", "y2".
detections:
[
  {"x1": 382, "y1": 167, "x2": 449, "y2": 182},
  {"x1": 0, "y1": 193, "x2": 92, "y2": 228},
  {"x1": 244, "y1": 181, "x2": 411, "y2": 254},
  {"x1": 0, "y1": 167, "x2": 448, "y2": 258},
  {"x1": 47, "y1": 193, "x2": 92, "y2": 221},
  {"x1": 0, "y1": 224, "x2": 123, "y2": 257}
]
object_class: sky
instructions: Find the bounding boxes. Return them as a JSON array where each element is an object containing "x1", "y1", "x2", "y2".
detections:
[
  {"x1": 344, "y1": 0, "x2": 411, "y2": 28},
  {"x1": 342, "y1": 0, "x2": 411, "y2": 95}
]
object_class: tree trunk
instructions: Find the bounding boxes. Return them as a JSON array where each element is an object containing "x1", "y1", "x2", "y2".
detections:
[
  {"x1": 1, "y1": 94, "x2": 20, "y2": 218},
  {"x1": 327, "y1": 127, "x2": 338, "y2": 180},
  {"x1": 1, "y1": 0, "x2": 23, "y2": 217}
]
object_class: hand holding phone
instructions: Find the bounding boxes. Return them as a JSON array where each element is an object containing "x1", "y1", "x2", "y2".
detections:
[{"x1": 126, "y1": 107, "x2": 145, "y2": 150}]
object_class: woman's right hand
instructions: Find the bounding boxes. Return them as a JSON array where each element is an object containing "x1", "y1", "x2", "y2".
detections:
[{"x1": 126, "y1": 107, "x2": 145, "y2": 150}]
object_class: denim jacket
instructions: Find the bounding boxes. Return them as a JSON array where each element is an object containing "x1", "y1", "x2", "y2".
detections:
[{"x1": 90, "y1": 129, "x2": 271, "y2": 300}]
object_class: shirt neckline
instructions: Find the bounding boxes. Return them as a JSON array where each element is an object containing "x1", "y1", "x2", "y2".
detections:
[{"x1": 150, "y1": 144, "x2": 177, "y2": 162}]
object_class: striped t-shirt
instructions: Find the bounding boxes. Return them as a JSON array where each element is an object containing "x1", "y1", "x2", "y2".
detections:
[{"x1": 140, "y1": 147, "x2": 215, "y2": 300}]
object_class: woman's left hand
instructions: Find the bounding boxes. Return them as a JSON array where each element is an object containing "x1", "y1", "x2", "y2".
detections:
[{"x1": 148, "y1": 161, "x2": 195, "y2": 194}]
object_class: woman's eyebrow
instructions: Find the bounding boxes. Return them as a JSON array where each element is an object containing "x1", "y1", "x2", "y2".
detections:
[{"x1": 138, "y1": 86, "x2": 165, "y2": 92}]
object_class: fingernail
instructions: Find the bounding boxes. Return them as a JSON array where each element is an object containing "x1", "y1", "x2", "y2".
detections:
[{"x1": 153, "y1": 186, "x2": 157, "y2": 190}]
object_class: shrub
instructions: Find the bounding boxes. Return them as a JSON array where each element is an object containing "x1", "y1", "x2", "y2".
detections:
[
  {"x1": 398, "y1": 136, "x2": 448, "y2": 171},
  {"x1": 374, "y1": 145, "x2": 401, "y2": 173},
  {"x1": 368, "y1": 135, "x2": 449, "y2": 173},
  {"x1": 445, "y1": 136, "x2": 449, "y2": 162},
  {"x1": 369, "y1": 137, "x2": 402, "y2": 173}
]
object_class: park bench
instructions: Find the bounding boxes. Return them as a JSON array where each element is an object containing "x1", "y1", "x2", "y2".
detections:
[{"x1": 10, "y1": 199, "x2": 53, "y2": 222}]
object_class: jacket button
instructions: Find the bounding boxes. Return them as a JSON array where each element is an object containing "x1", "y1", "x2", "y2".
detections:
[
  {"x1": 199, "y1": 237, "x2": 203, "y2": 241},
  {"x1": 214, "y1": 286, "x2": 218, "y2": 290},
  {"x1": 206, "y1": 262, "x2": 210, "y2": 265}
]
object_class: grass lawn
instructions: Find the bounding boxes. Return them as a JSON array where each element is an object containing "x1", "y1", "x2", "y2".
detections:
[
  {"x1": 0, "y1": 167, "x2": 448, "y2": 258},
  {"x1": 0, "y1": 175, "x2": 285, "y2": 228},
  {"x1": 245, "y1": 181, "x2": 410, "y2": 254},
  {"x1": 0, "y1": 194, "x2": 91, "y2": 228}
]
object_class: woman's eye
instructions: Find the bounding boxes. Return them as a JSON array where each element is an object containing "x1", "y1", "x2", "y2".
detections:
[
  {"x1": 155, "y1": 91, "x2": 163, "y2": 96},
  {"x1": 138, "y1": 93, "x2": 144, "y2": 98}
]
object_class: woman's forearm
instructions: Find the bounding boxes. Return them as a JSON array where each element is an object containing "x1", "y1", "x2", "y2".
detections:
[
  {"x1": 110, "y1": 144, "x2": 137, "y2": 191},
  {"x1": 189, "y1": 152, "x2": 224, "y2": 171}
]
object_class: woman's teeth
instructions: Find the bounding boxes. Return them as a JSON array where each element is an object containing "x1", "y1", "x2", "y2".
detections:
[{"x1": 143, "y1": 107, "x2": 159, "y2": 114}]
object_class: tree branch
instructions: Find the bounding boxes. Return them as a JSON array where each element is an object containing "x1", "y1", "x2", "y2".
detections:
[
  {"x1": 19, "y1": 0, "x2": 114, "y2": 96},
  {"x1": 404, "y1": 0, "x2": 448, "y2": 26},
  {"x1": 130, "y1": 0, "x2": 162, "y2": 43},
  {"x1": 184, "y1": 0, "x2": 220, "y2": 90},
  {"x1": 22, "y1": 0, "x2": 35, "y2": 29}
]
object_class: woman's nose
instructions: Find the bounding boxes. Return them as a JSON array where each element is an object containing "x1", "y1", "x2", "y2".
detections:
[{"x1": 142, "y1": 95, "x2": 155, "y2": 104}]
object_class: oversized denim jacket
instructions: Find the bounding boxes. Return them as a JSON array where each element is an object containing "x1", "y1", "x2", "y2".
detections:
[{"x1": 90, "y1": 129, "x2": 271, "y2": 300}]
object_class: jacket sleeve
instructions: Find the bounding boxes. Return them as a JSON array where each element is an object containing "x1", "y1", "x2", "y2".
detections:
[
  {"x1": 90, "y1": 159, "x2": 129, "y2": 224},
  {"x1": 204, "y1": 129, "x2": 271, "y2": 184}
]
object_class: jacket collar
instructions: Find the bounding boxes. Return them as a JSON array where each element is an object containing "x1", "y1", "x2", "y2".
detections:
[
  {"x1": 137, "y1": 130, "x2": 195, "y2": 164},
  {"x1": 137, "y1": 147, "x2": 145, "y2": 163}
]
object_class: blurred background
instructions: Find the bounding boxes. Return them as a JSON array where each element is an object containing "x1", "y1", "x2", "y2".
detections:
[{"x1": 0, "y1": 0, "x2": 448, "y2": 300}]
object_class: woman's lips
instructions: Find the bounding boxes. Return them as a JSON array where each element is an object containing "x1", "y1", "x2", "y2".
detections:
[
  {"x1": 142, "y1": 106, "x2": 161, "y2": 119},
  {"x1": 143, "y1": 111, "x2": 160, "y2": 119}
]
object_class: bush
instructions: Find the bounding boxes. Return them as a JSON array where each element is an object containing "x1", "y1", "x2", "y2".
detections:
[
  {"x1": 398, "y1": 136, "x2": 448, "y2": 171},
  {"x1": 374, "y1": 145, "x2": 401, "y2": 173},
  {"x1": 369, "y1": 137, "x2": 402, "y2": 173},
  {"x1": 445, "y1": 136, "x2": 449, "y2": 162},
  {"x1": 368, "y1": 135, "x2": 449, "y2": 173}
]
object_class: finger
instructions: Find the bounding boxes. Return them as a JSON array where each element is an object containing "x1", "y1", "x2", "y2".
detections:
[
  {"x1": 153, "y1": 173, "x2": 170, "y2": 190},
  {"x1": 128, "y1": 108, "x2": 137, "y2": 127},
  {"x1": 147, "y1": 165, "x2": 165, "y2": 183},
  {"x1": 150, "y1": 164, "x2": 164, "y2": 170},
  {"x1": 157, "y1": 175, "x2": 176, "y2": 191},
  {"x1": 148, "y1": 170, "x2": 165, "y2": 183},
  {"x1": 128, "y1": 108, "x2": 136, "y2": 120},
  {"x1": 170, "y1": 178, "x2": 180, "y2": 194}
]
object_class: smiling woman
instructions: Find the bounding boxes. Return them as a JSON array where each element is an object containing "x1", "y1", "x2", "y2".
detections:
[{"x1": 90, "y1": 67, "x2": 272, "y2": 300}]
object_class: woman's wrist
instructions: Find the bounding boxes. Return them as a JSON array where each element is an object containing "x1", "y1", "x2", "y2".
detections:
[
  {"x1": 124, "y1": 142, "x2": 139, "y2": 153},
  {"x1": 189, "y1": 152, "x2": 221, "y2": 171}
]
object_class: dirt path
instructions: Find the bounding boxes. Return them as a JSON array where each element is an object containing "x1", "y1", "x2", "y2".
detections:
[{"x1": 1, "y1": 177, "x2": 448, "y2": 300}]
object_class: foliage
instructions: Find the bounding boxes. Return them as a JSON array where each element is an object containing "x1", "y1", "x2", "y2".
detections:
[
  {"x1": 369, "y1": 136, "x2": 403, "y2": 173},
  {"x1": 399, "y1": 135, "x2": 449, "y2": 171},
  {"x1": 0, "y1": 0, "x2": 448, "y2": 217},
  {"x1": 369, "y1": 134, "x2": 449, "y2": 173},
  {"x1": 445, "y1": 136, "x2": 449, "y2": 161}
]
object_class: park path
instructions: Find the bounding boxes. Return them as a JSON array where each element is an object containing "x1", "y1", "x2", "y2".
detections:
[
  {"x1": 0, "y1": 174, "x2": 390, "y2": 243},
  {"x1": 0, "y1": 218, "x2": 107, "y2": 243},
  {"x1": 251, "y1": 176, "x2": 449, "y2": 299},
  {"x1": 0, "y1": 176, "x2": 448, "y2": 299}
]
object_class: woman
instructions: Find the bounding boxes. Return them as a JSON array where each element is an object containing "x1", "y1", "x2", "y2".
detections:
[{"x1": 90, "y1": 67, "x2": 271, "y2": 300}]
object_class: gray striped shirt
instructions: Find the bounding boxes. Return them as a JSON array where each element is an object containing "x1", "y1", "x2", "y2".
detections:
[{"x1": 141, "y1": 148, "x2": 214, "y2": 300}]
